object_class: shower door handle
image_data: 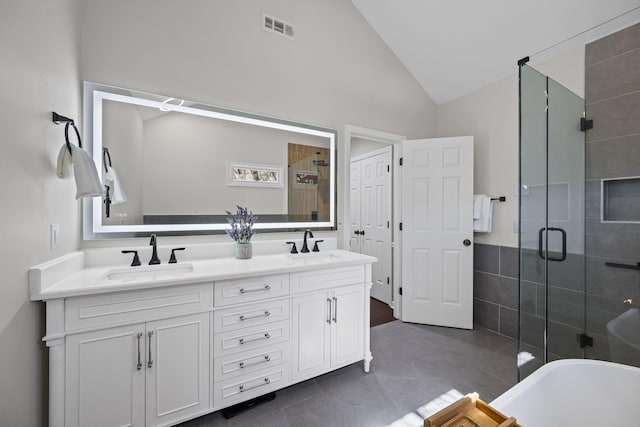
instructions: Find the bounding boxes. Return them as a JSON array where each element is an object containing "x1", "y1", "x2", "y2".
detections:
[
  {"x1": 548, "y1": 227, "x2": 567, "y2": 262},
  {"x1": 538, "y1": 227, "x2": 567, "y2": 262}
]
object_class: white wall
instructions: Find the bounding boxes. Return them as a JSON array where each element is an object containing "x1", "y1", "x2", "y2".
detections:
[
  {"x1": 79, "y1": 0, "x2": 437, "y2": 247},
  {"x1": 0, "y1": 1, "x2": 81, "y2": 425},
  {"x1": 350, "y1": 137, "x2": 390, "y2": 159},
  {"x1": 437, "y1": 46, "x2": 585, "y2": 247}
]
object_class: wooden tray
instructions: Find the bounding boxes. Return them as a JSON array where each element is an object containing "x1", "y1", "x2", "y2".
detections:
[{"x1": 424, "y1": 393, "x2": 520, "y2": 427}]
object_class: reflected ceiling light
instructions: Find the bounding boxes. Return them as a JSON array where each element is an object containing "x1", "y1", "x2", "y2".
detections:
[{"x1": 159, "y1": 97, "x2": 185, "y2": 112}]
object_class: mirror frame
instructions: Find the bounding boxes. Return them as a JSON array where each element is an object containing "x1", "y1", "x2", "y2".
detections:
[{"x1": 82, "y1": 82, "x2": 337, "y2": 239}]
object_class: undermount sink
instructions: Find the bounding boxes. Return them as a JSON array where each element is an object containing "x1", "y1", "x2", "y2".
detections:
[
  {"x1": 100, "y1": 263, "x2": 194, "y2": 281},
  {"x1": 286, "y1": 252, "x2": 341, "y2": 264}
]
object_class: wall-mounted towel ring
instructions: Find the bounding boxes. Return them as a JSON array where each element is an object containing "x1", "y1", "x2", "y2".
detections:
[
  {"x1": 52, "y1": 112, "x2": 82, "y2": 155},
  {"x1": 64, "y1": 122, "x2": 82, "y2": 155}
]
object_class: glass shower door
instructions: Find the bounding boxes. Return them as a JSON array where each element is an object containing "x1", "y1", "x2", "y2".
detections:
[{"x1": 518, "y1": 64, "x2": 585, "y2": 380}]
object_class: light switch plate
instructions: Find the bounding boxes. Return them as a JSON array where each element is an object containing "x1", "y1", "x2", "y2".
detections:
[{"x1": 50, "y1": 224, "x2": 60, "y2": 250}]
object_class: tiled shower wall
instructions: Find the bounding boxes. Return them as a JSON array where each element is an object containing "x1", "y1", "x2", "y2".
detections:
[
  {"x1": 474, "y1": 243, "x2": 585, "y2": 359},
  {"x1": 473, "y1": 243, "x2": 519, "y2": 339},
  {"x1": 584, "y1": 23, "x2": 640, "y2": 365}
]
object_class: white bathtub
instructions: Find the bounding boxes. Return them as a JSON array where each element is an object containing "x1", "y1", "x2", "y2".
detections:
[{"x1": 491, "y1": 359, "x2": 640, "y2": 426}]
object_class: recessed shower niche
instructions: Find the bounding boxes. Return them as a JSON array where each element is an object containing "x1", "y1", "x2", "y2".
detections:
[{"x1": 602, "y1": 177, "x2": 640, "y2": 223}]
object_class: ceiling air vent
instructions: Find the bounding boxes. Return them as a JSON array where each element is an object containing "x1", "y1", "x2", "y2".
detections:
[{"x1": 262, "y1": 12, "x2": 294, "y2": 39}]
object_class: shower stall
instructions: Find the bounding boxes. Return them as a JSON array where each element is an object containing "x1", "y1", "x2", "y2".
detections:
[{"x1": 517, "y1": 23, "x2": 640, "y2": 380}]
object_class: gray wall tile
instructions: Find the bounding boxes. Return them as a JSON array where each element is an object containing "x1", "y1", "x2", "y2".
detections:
[
  {"x1": 521, "y1": 281, "x2": 538, "y2": 315},
  {"x1": 547, "y1": 321, "x2": 583, "y2": 358},
  {"x1": 586, "y1": 135, "x2": 640, "y2": 180},
  {"x1": 520, "y1": 313, "x2": 544, "y2": 348},
  {"x1": 586, "y1": 46, "x2": 640, "y2": 102},
  {"x1": 585, "y1": 22, "x2": 640, "y2": 66},
  {"x1": 520, "y1": 248, "x2": 545, "y2": 284},
  {"x1": 586, "y1": 91, "x2": 640, "y2": 142},
  {"x1": 586, "y1": 255, "x2": 640, "y2": 301},
  {"x1": 499, "y1": 246, "x2": 518, "y2": 278},
  {"x1": 586, "y1": 219, "x2": 640, "y2": 260},
  {"x1": 474, "y1": 299, "x2": 498, "y2": 331},
  {"x1": 474, "y1": 243, "x2": 499, "y2": 274},
  {"x1": 548, "y1": 286, "x2": 584, "y2": 329},
  {"x1": 586, "y1": 293, "x2": 629, "y2": 336},
  {"x1": 585, "y1": 179, "x2": 601, "y2": 220},
  {"x1": 547, "y1": 252, "x2": 585, "y2": 292},
  {"x1": 474, "y1": 271, "x2": 499, "y2": 303},
  {"x1": 499, "y1": 307, "x2": 518, "y2": 339},
  {"x1": 498, "y1": 276, "x2": 518, "y2": 309}
]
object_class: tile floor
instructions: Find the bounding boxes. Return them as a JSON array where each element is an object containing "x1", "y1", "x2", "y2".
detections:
[{"x1": 181, "y1": 320, "x2": 518, "y2": 427}]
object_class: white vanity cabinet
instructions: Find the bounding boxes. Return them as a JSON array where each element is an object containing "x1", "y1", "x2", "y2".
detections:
[
  {"x1": 65, "y1": 313, "x2": 210, "y2": 427},
  {"x1": 291, "y1": 267, "x2": 366, "y2": 381},
  {"x1": 52, "y1": 282, "x2": 212, "y2": 427},
  {"x1": 32, "y1": 250, "x2": 374, "y2": 427}
]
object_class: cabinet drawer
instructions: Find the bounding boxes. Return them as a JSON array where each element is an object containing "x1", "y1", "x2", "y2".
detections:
[
  {"x1": 213, "y1": 342, "x2": 290, "y2": 382},
  {"x1": 213, "y1": 364, "x2": 289, "y2": 409},
  {"x1": 213, "y1": 320, "x2": 290, "y2": 357},
  {"x1": 213, "y1": 298, "x2": 289, "y2": 333},
  {"x1": 292, "y1": 266, "x2": 365, "y2": 294},
  {"x1": 214, "y1": 274, "x2": 289, "y2": 307},
  {"x1": 65, "y1": 283, "x2": 212, "y2": 331}
]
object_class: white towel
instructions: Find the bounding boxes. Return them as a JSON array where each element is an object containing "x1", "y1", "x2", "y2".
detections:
[
  {"x1": 56, "y1": 144, "x2": 73, "y2": 179},
  {"x1": 473, "y1": 195, "x2": 492, "y2": 233},
  {"x1": 57, "y1": 144, "x2": 104, "y2": 199},
  {"x1": 103, "y1": 165, "x2": 127, "y2": 204},
  {"x1": 473, "y1": 194, "x2": 485, "y2": 219}
]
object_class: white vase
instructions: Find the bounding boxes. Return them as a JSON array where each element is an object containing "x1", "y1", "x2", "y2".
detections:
[{"x1": 235, "y1": 242, "x2": 252, "y2": 259}]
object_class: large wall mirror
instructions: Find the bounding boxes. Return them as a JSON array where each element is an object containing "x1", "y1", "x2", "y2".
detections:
[{"x1": 83, "y1": 82, "x2": 336, "y2": 239}]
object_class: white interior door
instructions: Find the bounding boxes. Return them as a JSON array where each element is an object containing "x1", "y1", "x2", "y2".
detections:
[
  {"x1": 359, "y1": 149, "x2": 392, "y2": 304},
  {"x1": 350, "y1": 148, "x2": 393, "y2": 305},
  {"x1": 401, "y1": 136, "x2": 474, "y2": 329},
  {"x1": 349, "y1": 161, "x2": 362, "y2": 253}
]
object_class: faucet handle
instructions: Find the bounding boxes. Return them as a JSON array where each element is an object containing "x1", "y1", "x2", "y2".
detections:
[
  {"x1": 169, "y1": 247, "x2": 186, "y2": 264},
  {"x1": 312, "y1": 240, "x2": 324, "y2": 252},
  {"x1": 286, "y1": 241, "x2": 298, "y2": 254},
  {"x1": 122, "y1": 250, "x2": 141, "y2": 267}
]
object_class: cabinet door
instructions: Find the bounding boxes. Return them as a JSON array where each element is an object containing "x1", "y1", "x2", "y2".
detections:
[
  {"x1": 146, "y1": 313, "x2": 210, "y2": 427},
  {"x1": 65, "y1": 324, "x2": 146, "y2": 427},
  {"x1": 331, "y1": 285, "x2": 364, "y2": 368},
  {"x1": 291, "y1": 291, "x2": 331, "y2": 381}
]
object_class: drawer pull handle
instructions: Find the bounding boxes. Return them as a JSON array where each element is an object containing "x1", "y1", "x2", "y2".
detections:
[
  {"x1": 326, "y1": 298, "x2": 332, "y2": 324},
  {"x1": 239, "y1": 284, "x2": 271, "y2": 294},
  {"x1": 239, "y1": 333, "x2": 271, "y2": 345},
  {"x1": 239, "y1": 310, "x2": 271, "y2": 321},
  {"x1": 239, "y1": 377, "x2": 270, "y2": 393},
  {"x1": 239, "y1": 355, "x2": 271, "y2": 369}
]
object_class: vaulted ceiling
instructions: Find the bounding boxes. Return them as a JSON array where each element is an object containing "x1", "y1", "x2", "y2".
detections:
[{"x1": 351, "y1": 0, "x2": 640, "y2": 104}]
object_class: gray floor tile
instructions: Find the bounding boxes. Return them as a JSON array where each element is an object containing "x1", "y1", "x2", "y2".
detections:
[{"x1": 180, "y1": 321, "x2": 518, "y2": 427}]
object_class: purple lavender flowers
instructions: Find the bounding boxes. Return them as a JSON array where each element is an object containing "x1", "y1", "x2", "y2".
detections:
[{"x1": 225, "y1": 206, "x2": 258, "y2": 243}]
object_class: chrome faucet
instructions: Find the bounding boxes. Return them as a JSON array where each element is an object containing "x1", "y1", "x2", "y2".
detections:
[
  {"x1": 149, "y1": 234, "x2": 161, "y2": 265},
  {"x1": 301, "y1": 229, "x2": 314, "y2": 253}
]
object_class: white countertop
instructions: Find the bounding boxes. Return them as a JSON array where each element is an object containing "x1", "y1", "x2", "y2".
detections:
[{"x1": 29, "y1": 247, "x2": 376, "y2": 300}]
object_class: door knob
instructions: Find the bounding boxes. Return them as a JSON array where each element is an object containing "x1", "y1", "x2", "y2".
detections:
[
  {"x1": 354, "y1": 230, "x2": 360, "y2": 235},
  {"x1": 463, "y1": 239, "x2": 471, "y2": 246}
]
